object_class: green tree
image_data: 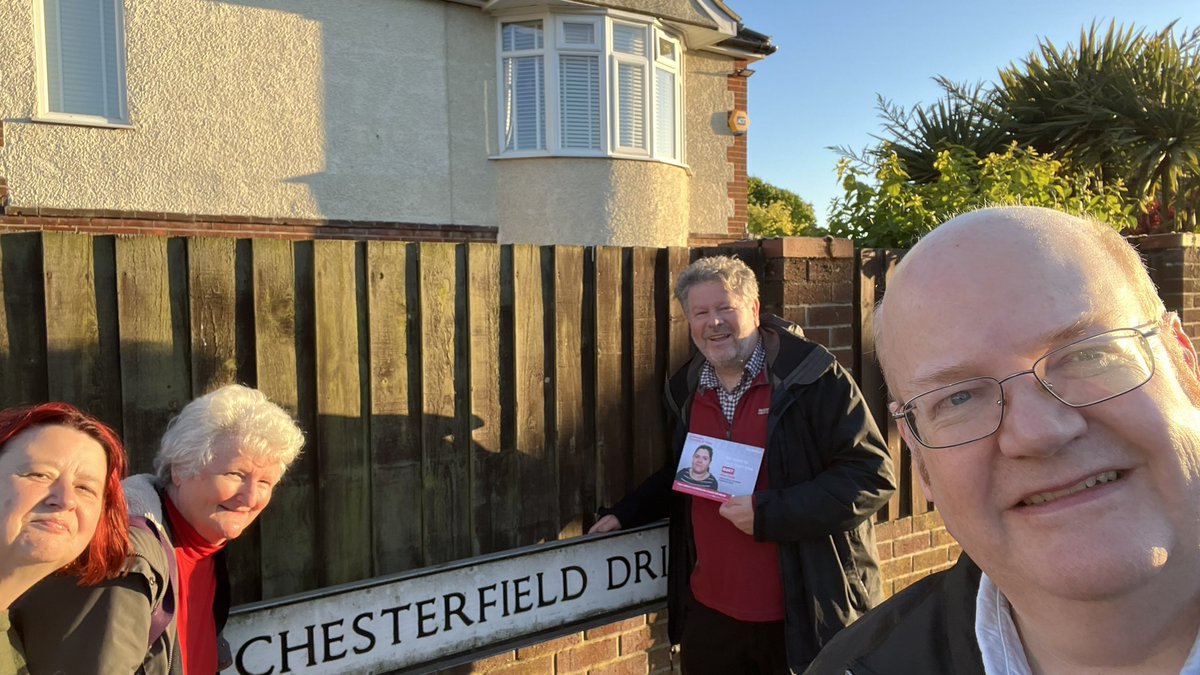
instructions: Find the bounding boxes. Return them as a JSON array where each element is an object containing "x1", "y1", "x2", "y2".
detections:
[
  {"x1": 828, "y1": 143, "x2": 1135, "y2": 248},
  {"x1": 840, "y1": 80, "x2": 1011, "y2": 186},
  {"x1": 998, "y1": 21, "x2": 1200, "y2": 230},
  {"x1": 747, "y1": 176, "x2": 817, "y2": 237},
  {"x1": 849, "y1": 21, "x2": 1200, "y2": 235}
]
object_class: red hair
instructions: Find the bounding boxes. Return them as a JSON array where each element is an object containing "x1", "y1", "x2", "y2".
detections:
[{"x1": 0, "y1": 403, "x2": 131, "y2": 585}]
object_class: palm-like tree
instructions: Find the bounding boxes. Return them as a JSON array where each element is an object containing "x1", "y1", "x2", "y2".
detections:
[
  {"x1": 877, "y1": 79, "x2": 1012, "y2": 184},
  {"x1": 998, "y1": 21, "x2": 1200, "y2": 230},
  {"x1": 836, "y1": 80, "x2": 1011, "y2": 185}
]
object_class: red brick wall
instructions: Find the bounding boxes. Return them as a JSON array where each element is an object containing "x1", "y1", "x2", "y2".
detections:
[
  {"x1": 460, "y1": 511, "x2": 960, "y2": 674},
  {"x1": 726, "y1": 60, "x2": 750, "y2": 238},
  {"x1": 1131, "y1": 232, "x2": 1200, "y2": 341},
  {"x1": 757, "y1": 237, "x2": 857, "y2": 371},
  {"x1": 874, "y1": 511, "x2": 960, "y2": 596},
  {"x1": 0, "y1": 206, "x2": 497, "y2": 243},
  {"x1": 447, "y1": 613, "x2": 678, "y2": 675}
]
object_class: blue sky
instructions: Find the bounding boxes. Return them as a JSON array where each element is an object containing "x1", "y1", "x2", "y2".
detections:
[{"x1": 734, "y1": 1, "x2": 1200, "y2": 226}]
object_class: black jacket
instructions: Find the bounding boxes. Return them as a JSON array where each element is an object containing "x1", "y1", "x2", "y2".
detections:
[
  {"x1": 804, "y1": 555, "x2": 985, "y2": 675},
  {"x1": 608, "y1": 315, "x2": 896, "y2": 671}
]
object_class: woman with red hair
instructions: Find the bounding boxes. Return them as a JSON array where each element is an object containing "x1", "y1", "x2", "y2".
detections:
[
  {"x1": 17, "y1": 385, "x2": 304, "y2": 675},
  {"x1": 0, "y1": 403, "x2": 131, "y2": 672}
]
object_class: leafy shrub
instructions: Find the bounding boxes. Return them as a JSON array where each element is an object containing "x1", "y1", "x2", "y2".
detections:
[{"x1": 828, "y1": 143, "x2": 1137, "y2": 248}]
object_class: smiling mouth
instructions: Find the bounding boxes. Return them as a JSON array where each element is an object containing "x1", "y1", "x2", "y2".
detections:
[
  {"x1": 1021, "y1": 471, "x2": 1121, "y2": 506},
  {"x1": 29, "y1": 519, "x2": 69, "y2": 533}
]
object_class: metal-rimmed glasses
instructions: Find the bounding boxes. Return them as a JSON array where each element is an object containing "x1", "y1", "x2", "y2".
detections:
[{"x1": 890, "y1": 323, "x2": 1161, "y2": 449}]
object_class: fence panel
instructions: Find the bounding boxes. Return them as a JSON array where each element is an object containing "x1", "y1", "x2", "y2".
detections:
[
  {"x1": 418, "y1": 242, "x2": 470, "y2": 565},
  {"x1": 366, "y1": 240, "x2": 424, "y2": 573},
  {"x1": 313, "y1": 240, "x2": 371, "y2": 585},
  {"x1": 856, "y1": 249, "x2": 897, "y2": 521},
  {"x1": 43, "y1": 233, "x2": 120, "y2": 427},
  {"x1": 513, "y1": 245, "x2": 554, "y2": 544},
  {"x1": 467, "y1": 243, "x2": 512, "y2": 554},
  {"x1": 856, "y1": 248, "x2": 925, "y2": 521},
  {"x1": 252, "y1": 238, "x2": 319, "y2": 599},
  {"x1": 188, "y1": 236, "x2": 261, "y2": 600},
  {"x1": 188, "y1": 237, "x2": 240, "y2": 393},
  {"x1": 630, "y1": 248, "x2": 665, "y2": 483},
  {"x1": 593, "y1": 247, "x2": 628, "y2": 507},
  {"x1": 553, "y1": 246, "x2": 590, "y2": 538},
  {"x1": 0, "y1": 234, "x2": 46, "y2": 410},
  {"x1": 665, "y1": 247, "x2": 693, "y2": 376},
  {"x1": 115, "y1": 236, "x2": 190, "y2": 473}
]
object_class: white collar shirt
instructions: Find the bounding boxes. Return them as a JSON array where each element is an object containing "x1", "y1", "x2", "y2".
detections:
[{"x1": 976, "y1": 572, "x2": 1200, "y2": 674}]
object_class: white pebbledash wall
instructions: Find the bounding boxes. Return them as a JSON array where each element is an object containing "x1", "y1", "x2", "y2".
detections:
[{"x1": 0, "y1": 0, "x2": 739, "y2": 246}]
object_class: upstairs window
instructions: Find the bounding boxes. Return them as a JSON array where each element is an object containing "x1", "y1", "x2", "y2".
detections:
[
  {"x1": 497, "y1": 13, "x2": 682, "y2": 163},
  {"x1": 36, "y1": 0, "x2": 129, "y2": 124}
]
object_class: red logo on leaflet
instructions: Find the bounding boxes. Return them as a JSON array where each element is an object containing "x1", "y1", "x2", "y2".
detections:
[{"x1": 721, "y1": 466, "x2": 736, "y2": 476}]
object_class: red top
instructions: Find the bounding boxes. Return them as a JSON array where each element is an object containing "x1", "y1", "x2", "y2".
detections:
[
  {"x1": 687, "y1": 372, "x2": 785, "y2": 622},
  {"x1": 164, "y1": 495, "x2": 225, "y2": 675}
]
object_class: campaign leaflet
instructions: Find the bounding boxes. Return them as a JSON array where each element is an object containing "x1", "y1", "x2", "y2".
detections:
[{"x1": 671, "y1": 432, "x2": 765, "y2": 503}]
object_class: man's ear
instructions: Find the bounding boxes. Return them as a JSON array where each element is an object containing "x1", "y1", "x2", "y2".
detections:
[
  {"x1": 913, "y1": 449, "x2": 935, "y2": 503},
  {"x1": 1168, "y1": 312, "x2": 1199, "y2": 378},
  {"x1": 893, "y1": 407, "x2": 935, "y2": 502},
  {"x1": 753, "y1": 298, "x2": 761, "y2": 325}
]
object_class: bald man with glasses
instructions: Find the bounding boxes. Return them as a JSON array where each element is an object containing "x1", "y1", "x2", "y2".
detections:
[{"x1": 807, "y1": 206, "x2": 1200, "y2": 675}]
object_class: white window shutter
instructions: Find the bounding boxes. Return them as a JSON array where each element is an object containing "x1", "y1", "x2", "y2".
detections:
[
  {"x1": 561, "y1": 21, "x2": 595, "y2": 47},
  {"x1": 654, "y1": 67, "x2": 676, "y2": 159},
  {"x1": 559, "y1": 55, "x2": 601, "y2": 150},
  {"x1": 612, "y1": 24, "x2": 646, "y2": 56},
  {"x1": 502, "y1": 21, "x2": 543, "y2": 52},
  {"x1": 43, "y1": 0, "x2": 124, "y2": 119},
  {"x1": 504, "y1": 56, "x2": 545, "y2": 151},
  {"x1": 616, "y1": 62, "x2": 646, "y2": 150}
]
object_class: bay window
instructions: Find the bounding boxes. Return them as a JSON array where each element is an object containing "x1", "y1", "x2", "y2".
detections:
[{"x1": 497, "y1": 12, "x2": 682, "y2": 163}]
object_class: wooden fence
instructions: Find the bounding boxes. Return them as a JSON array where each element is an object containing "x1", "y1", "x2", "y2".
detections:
[
  {"x1": 0, "y1": 232, "x2": 696, "y2": 605},
  {"x1": 853, "y1": 248, "x2": 929, "y2": 522},
  {"x1": 0, "y1": 230, "x2": 938, "y2": 609}
]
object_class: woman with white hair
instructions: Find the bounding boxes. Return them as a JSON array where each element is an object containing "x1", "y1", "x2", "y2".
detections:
[{"x1": 15, "y1": 384, "x2": 305, "y2": 675}]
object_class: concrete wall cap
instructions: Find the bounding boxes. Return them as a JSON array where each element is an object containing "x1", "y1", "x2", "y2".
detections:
[
  {"x1": 1127, "y1": 232, "x2": 1200, "y2": 251},
  {"x1": 758, "y1": 236, "x2": 854, "y2": 259}
]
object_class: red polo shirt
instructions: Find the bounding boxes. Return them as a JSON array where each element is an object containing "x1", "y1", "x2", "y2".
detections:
[{"x1": 687, "y1": 372, "x2": 785, "y2": 622}]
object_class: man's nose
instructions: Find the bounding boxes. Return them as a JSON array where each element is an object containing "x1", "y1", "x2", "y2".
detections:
[{"x1": 994, "y1": 375, "x2": 1086, "y2": 458}]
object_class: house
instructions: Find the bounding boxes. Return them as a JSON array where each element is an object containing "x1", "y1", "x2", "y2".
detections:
[{"x1": 0, "y1": 0, "x2": 773, "y2": 246}]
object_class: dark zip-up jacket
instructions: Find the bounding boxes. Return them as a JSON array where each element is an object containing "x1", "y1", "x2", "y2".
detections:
[
  {"x1": 804, "y1": 554, "x2": 985, "y2": 675},
  {"x1": 608, "y1": 315, "x2": 896, "y2": 672}
]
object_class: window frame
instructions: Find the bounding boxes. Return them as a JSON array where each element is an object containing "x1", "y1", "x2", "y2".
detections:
[
  {"x1": 33, "y1": 0, "x2": 131, "y2": 127},
  {"x1": 498, "y1": 17, "x2": 548, "y2": 154},
  {"x1": 494, "y1": 10, "x2": 685, "y2": 166},
  {"x1": 610, "y1": 21, "x2": 651, "y2": 157},
  {"x1": 653, "y1": 32, "x2": 682, "y2": 161},
  {"x1": 555, "y1": 15, "x2": 605, "y2": 154}
]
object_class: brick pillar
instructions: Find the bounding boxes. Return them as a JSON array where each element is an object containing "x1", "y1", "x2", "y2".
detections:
[
  {"x1": 726, "y1": 60, "x2": 749, "y2": 238},
  {"x1": 757, "y1": 236, "x2": 857, "y2": 372},
  {"x1": 1130, "y1": 232, "x2": 1200, "y2": 341}
]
